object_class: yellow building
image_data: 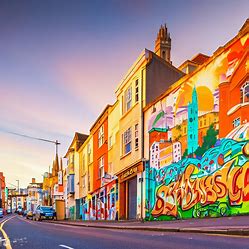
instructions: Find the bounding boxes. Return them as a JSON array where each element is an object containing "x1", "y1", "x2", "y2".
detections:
[
  {"x1": 115, "y1": 25, "x2": 184, "y2": 220},
  {"x1": 64, "y1": 132, "x2": 88, "y2": 219},
  {"x1": 78, "y1": 134, "x2": 93, "y2": 220}
]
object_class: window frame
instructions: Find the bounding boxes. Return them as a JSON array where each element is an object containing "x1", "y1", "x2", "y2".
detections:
[
  {"x1": 240, "y1": 81, "x2": 249, "y2": 103},
  {"x1": 135, "y1": 79, "x2": 139, "y2": 103},
  {"x1": 123, "y1": 127, "x2": 132, "y2": 155},
  {"x1": 98, "y1": 125, "x2": 104, "y2": 148},
  {"x1": 135, "y1": 124, "x2": 139, "y2": 150},
  {"x1": 124, "y1": 86, "x2": 132, "y2": 112},
  {"x1": 98, "y1": 156, "x2": 105, "y2": 179}
]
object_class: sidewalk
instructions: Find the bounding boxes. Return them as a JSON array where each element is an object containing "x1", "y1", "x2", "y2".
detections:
[{"x1": 46, "y1": 215, "x2": 249, "y2": 236}]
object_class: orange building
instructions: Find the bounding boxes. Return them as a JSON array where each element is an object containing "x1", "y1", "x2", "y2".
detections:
[
  {"x1": 0, "y1": 172, "x2": 6, "y2": 210},
  {"x1": 219, "y1": 21, "x2": 249, "y2": 137},
  {"x1": 90, "y1": 105, "x2": 112, "y2": 220}
]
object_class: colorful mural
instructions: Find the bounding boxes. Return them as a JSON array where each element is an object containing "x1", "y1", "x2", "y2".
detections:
[
  {"x1": 81, "y1": 180, "x2": 118, "y2": 220},
  {"x1": 146, "y1": 32, "x2": 249, "y2": 220}
]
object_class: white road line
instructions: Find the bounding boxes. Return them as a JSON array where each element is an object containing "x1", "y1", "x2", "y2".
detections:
[{"x1": 59, "y1": 245, "x2": 74, "y2": 249}]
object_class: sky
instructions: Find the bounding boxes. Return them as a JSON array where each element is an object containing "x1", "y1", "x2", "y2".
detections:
[{"x1": 0, "y1": 0, "x2": 248, "y2": 188}]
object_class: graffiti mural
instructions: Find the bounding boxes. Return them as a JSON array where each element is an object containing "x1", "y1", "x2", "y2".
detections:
[{"x1": 145, "y1": 31, "x2": 249, "y2": 220}]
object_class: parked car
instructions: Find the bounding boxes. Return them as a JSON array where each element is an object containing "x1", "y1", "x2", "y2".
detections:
[
  {"x1": 26, "y1": 210, "x2": 33, "y2": 220},
  {"x1": 17, "y1": 207, "x2": 23, "y2": 215},
  {"x1": 22, "y1": 210, "x2": 28, "y2": 217},
  {"x1": 0, "y1": 208, "x2": 3, "y2": 218},
  {"x1": 33, "y1": 206, "x2": 56, "y2": 221}
]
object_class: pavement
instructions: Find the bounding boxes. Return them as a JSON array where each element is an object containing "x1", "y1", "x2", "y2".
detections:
[
  {"x1": 2, "y1": 215, "x2": 249, "y2": 249},
  {"x1": 45, "y1": 215, "x2": 249, "y2": 236}
]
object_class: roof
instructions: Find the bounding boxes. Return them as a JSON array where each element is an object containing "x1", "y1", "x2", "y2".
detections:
[
  {"x1": 191, "y1": 53, "x2": 210, "y2": 65},
  {"x1": 115, "y1": 48, "x2": 184, "y2": 95},
  {"x1": 178, "y1": 53, "x2": 210, "y2": 71},
  {"x1": 64, "y1": 132, "x2": 89, "y2": 157},
  {"x1": 90, "y1": 104, "x2": 112, "y2": 132}
]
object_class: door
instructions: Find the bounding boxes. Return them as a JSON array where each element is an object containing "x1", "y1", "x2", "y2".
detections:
[{"x1": 128, "y1": 177, "x2": 137, "y2": 219}]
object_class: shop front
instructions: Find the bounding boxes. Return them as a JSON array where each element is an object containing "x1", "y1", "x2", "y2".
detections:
[{"x1": 118, "y1": 162, "x2": 143, "y2": 220}]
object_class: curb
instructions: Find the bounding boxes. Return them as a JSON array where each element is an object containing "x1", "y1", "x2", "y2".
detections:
[{"x1": 44, "y1": 220, "x2": 249, "y2": 236}]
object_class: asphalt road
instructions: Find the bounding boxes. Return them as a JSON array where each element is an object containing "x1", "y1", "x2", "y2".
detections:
[{"x1": 1, "y1": 215, "x2": 249, "y2": 249}]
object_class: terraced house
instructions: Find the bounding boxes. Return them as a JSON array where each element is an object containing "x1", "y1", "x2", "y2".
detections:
[{"x1": 63, "y1": 20, "x2": 249, "y2": 221}]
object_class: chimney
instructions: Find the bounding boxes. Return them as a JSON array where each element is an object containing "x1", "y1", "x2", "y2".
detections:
[{"x1": 32, "y1": 178, "x2": 36, "y2": 183}]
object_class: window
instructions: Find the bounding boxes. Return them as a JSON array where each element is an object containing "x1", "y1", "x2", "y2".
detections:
[
  {"x1": 135, "y1": 124, "x2": 139, "y2": 150},
  {"x1": 82, "y1": 175, "x2": 86, "y2": 188},
  {"x1": 98, "y1": 125, "x2": 104, "y2": 147},
  {"x1": 123, "y1": 127, "x2": 132, "y2": 155},
  {"x1": 233, "y1": 117, "x2": 241, "y2": 128},
  {"x1": 109, "y1": 135, "x2": 113, "y2": 148},
  {"x1": 124, "y1": 86, "x2": 132, "y2": 112},
  {"x1": 88, "y1": 173, "x2": 90, "y2": 192},
  {"x1": 108, "y1": 162, "x2": 113, "y2": 175},
  {"x1": 162, "y1": 51, "x2": 166, "y2": 60},
  {"x1": 98, "y1": 156, "x2": 105, "y2": 178},
  {"x1": 240, "y1": 82, "x2": 249, "y2": 103},
  {"x1": 135, "y1": 80, "x2": 139, "y2": 102},
  {"x1": 87, "y1": 144, "x2": 91, "y2": 164},
  {"x1": 83, "y1": 154, "x2": 85, "y2": 173}
]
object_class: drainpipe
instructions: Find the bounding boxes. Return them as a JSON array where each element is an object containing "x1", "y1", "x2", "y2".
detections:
[{"x1": 140, "y1": 67, "x2": 145, "y2": 223}]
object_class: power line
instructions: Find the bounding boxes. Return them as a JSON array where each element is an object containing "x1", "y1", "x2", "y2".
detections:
[
  {"x1": 0, "y1": 128, "x2": 60, "y2": 154},
  {"x1": 1, "y1": 129, "x2": 60, "y2": 145}
]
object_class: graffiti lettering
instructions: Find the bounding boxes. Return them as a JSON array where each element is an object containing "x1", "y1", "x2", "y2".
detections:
[{"x1": 152, "y1": 159, "x2": 249, "y2": 217}]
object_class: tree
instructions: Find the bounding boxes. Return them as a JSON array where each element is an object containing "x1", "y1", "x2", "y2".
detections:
[{"x1": 194, "y1": 123, "x2": 218, "y2": 157}]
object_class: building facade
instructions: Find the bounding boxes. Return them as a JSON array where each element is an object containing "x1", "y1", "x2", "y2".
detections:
[
  {"x1": 115, "y1": 25, "x2": 184, "y2": 220},
  {"x1": 144, "y1": 19, "x2": 249, "y2": 221},
  {"x1": 64, "y1": 132, "x2": 88, "y2": 219}
]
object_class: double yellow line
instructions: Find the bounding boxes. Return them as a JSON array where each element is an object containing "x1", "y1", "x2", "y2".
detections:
[{"x1": 0, "y1": 216, "x2": 14, "y2": 249}]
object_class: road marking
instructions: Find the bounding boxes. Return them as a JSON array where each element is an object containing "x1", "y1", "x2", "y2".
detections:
[
  {"x1": 0, "y1": 216, "x2": 15, "y2": 249},
  {"x1": 205, "y1": 233, "x2": 249, "y2": 239},
  {"x1": 59, "y1": 245, "x2": 74, "y2": 249}
]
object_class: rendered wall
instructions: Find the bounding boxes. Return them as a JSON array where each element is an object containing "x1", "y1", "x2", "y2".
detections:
[{"x1": 145, "y1": 33, "x2": 249, "y2": 220}]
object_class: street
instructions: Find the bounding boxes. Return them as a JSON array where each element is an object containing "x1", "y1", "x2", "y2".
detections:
[{"x1": 0, "y1": 215, "x2": 249, "y2": 249}]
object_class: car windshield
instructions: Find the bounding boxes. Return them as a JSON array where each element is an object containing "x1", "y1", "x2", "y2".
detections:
[{"x1": 41, "y1": 207, "x2": 53, "y2": 211}]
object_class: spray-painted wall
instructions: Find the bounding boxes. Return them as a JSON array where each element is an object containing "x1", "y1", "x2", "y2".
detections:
[{"x1": 145, "y1": 32, "x2": 249, "y2": 220}]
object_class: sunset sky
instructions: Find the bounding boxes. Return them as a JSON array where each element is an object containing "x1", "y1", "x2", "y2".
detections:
[{"x1": 0, "y1": 0, "x2": 249, "y2": 187}]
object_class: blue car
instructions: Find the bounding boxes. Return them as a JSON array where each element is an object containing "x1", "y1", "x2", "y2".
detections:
[
  {"x1": 0, "y1": 208, "x2": 4, "y2": 218},
  {"x1": 33, "y1": 206, "x2": 56, "y2": 221}
]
